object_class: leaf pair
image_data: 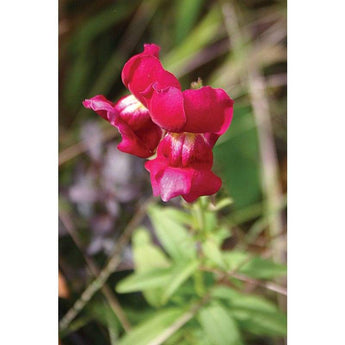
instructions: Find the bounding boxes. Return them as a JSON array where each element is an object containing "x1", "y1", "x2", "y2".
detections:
[{"x1": 116, "y1": 260, "x2": 199, "y2": 305}]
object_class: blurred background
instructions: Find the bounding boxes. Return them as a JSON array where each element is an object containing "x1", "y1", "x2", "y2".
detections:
[{"x1": 59, "y1": 0, "x2": 287, "y2": 344}]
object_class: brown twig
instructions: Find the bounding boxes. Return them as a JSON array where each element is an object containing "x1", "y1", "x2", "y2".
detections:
[
  {"x1": 200, "y1": 265, "x2": 286, "y2": 296},
  {"x1": 247, "y1": 68, "x2": 285, "y2": 262},
  {"x1": 220, "y1": 0, "x2": 285, "y2": 264},
  {"x1": 59, "y1": 210, "x2": 132, "y2": 332},
  {"x1": 59, "y1": 196, "x2": 155, "y2": 332},
  {"x1": 231, "y1": 272, "x2": 287, "y2": 296}
]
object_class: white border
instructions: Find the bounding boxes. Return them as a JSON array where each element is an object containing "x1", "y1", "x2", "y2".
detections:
[
  {"x1": 288, "y1": 0, "x2": 345, "y2": 343},
  {"x1": 0, "y1": 0, "x2": 58, "y2": 343},
  {"x1": 1, "y1": 0, "x2": 345, "y2": 343}
]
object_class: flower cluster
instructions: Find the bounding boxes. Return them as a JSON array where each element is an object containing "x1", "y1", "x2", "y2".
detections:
[{"x1": 83, "y1": 44, "x2": 234, "y2": 202}]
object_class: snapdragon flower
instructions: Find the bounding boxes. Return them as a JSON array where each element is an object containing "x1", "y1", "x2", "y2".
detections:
[{"x1": 83, "y1": 43, "x2": 234, "y2": 202}]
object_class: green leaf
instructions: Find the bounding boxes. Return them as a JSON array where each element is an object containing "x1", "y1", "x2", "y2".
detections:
[
  {"x1": 82, "y1": 299, "x2": 120, "y2": 340},
  {"x1": 212, "y1": 287, "x2": 278, "y2": 313},
  {"x1": 198, "y1": 303, "x2": 243, "y2": 345},
  {"x1": 116, "y1": 267, "x2": 173, "y2": 293},
  {"x1": 202, "y1": 238, "x2": 226, "y2": 269},
  {"x1": 117, "y1": 260, "x2": 199, "y2": 305},
  {"x1": 148, "y1": 205, "x2": 196, "y2": 262},
  {"x1": 221, "y1": 250, "x2": 249, "y2": 271},
  {"x1": 132, "y1": 227, "x2": 171, "y2": 306},
  {"x1": 133, "y1": 228, "x2": 171, "y2": 271},
  {"x1": 221, "y1": 250, "x2": 286, "y2": 279},
  {"x1": 161, "y1": 260, "x2": 199, "y2": 304},
  {"x1": 231, "y1": 309, "x2": 287, "y2": 336},
  {"x1": 165, "y1": 327, "x2": 210, "y2": 345},
  {"x1": 212, "y1": 286, "x2": 287, "y2": 337},
  {"x1": 239, "y1": 257, "x2": 287, "y2": 280},
  {"x1": 106, "y1": 308, "x2": 119, "y2": 345},
  {"x1": 213, "y1": 227, "x2": 231, "y2": 245},
  {"x1": 118, "y1": 308, "x2": 185, "y2": 345}
]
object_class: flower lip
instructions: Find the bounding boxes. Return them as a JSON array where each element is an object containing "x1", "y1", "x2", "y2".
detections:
[
  {"x1": 145, "y1": 158, "x2": 222, "y2": 202},
  {"x1": 82, "y1": 95, "x2": 116, "y2": 125},
  {"x1": 145, "y1": 131, "x2": 219, "y2": 202},
  {"x1": 83, "y1": 95, "x2": 162, "y2": 158}
]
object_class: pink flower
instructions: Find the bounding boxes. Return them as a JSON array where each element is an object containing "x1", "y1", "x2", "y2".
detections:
[
  {"x1": 145, "y1": 133, "x2": 222, "y2": 202},
  {"x1": 83, "y1": 43, "x2": 234, "y2": 202},
  {"x1": 83, "y1": 95, "x2": 162, "y2": 158}
]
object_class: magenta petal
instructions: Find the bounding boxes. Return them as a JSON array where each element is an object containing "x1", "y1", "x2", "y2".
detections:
[
  {"x1": 113, "y1": 95, "x2": 162, "y2": 157},
  {"x1": 182, "y1": 86, "x2": 234, "y2": 135},
  {"x1": 142, "y1": 43, "x2": 160, "y2": 57},
  {"x1": 147, "y1": 85, "x2": 233, "y2": 135},
  {"x1": 157, "y1": 133, "x2": 213, "y2": 170},
  {"x1": 145, "y1": 156, "x2": 221, "y2": 202},
  {"x1": 182, "y1": 170, "x2": 222, "y2": 203},
  {"x1": 121, "y1": 45, "x2": 181, "y2": 107},
  {"x1": 159, "y1": 167, "x2": 193, "y2": 202},
  {"x1": 82, "y1": 95, "x2": 116, "y2": 125},
  {"x1": 145, "y1": 158, "x2": 193, "y2": 202},
  {"x1": 149, "y1": 86, "x2": 186, "y2": 132},
  {"x1": 145, "y1": 158, "x2": 166, "y2": 197},
  {"x1": 115, "y1": 116, "x2": 162, "y2": 158},
  {"x1": 83, "y1": 95, "x2": 162, "y2": 158},
  {"x1": 114, "y1": 95, "x2": 152, "y2": 131},
  {"x1": 203, "y1": 133, "x2": 221, "y2": 148},
  {"x1": 145, "y1": 132, "x2": 221, "y2": 202},
  {"x1": 181, "y1": 134, "x2": 213, "y2": 169}
]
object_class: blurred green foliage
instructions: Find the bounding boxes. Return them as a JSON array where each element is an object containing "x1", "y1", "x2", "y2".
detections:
[
  {"x1": 59, "y1": 0, "x2": 286, "y2": 344},
  {"x1": 214, "y1": 105, "x2": 261, "y2": 208}
]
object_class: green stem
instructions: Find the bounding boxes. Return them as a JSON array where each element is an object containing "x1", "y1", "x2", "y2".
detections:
[
  {"x1": 193, "y1": 198, "x2": 205, "y2": 233},
  {"x1": 193, "y1": 269, "x2": 205, "y2": 297},
  {"x1": 191, "y1": 197, "x2": 209, "y2": 296}
]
